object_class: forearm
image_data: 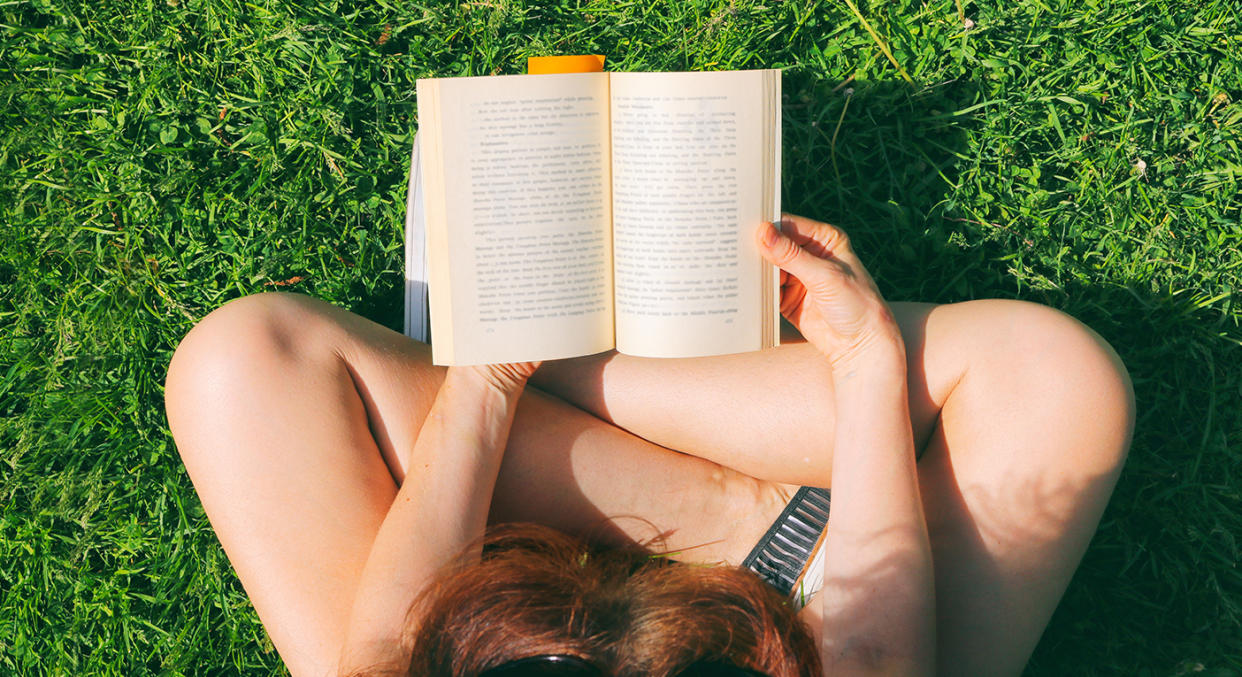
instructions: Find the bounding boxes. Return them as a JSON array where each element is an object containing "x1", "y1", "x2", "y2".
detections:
[
  {"x1": 819, "y1": 355, "x2": 935, "y2": 676},
  {"x1": 338, "y1": 368, "x2": 522, "y2": 673}
]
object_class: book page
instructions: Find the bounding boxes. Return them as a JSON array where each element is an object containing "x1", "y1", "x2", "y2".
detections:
[
  {"x1": 609, "y1": 70, "x2": 779, "y2": 358},
  {"x1": 418, "y1": 73, "x2": 614, "y2": 365}
]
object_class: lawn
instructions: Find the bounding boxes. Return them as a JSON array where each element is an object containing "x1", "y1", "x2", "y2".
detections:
[{"x1": 2, "y1": 0, "x2": 1240, "y2": 674}]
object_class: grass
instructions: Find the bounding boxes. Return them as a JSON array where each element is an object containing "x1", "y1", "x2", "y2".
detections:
[{"x1": 1, "y1": 0, "x2": 1239, "y2": 674}]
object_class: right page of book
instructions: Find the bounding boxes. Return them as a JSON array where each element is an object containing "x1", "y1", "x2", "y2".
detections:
[{"x1": 609, "y1": 69, "x2": 780, "y2": 358}]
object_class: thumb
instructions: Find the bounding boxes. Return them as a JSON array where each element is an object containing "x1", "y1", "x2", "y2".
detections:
[{"x1": 755, "y1": 221, "x2": 839, "y2": 293}]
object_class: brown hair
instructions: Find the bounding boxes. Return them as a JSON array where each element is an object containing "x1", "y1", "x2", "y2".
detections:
[{"x1": 401, "y1": 523, "x2": 821, "y2": 677}]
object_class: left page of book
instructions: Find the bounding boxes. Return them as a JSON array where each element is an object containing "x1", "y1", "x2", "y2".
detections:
[{"x1": 417, "y1": 72, "x2": 615, "y2": 365}]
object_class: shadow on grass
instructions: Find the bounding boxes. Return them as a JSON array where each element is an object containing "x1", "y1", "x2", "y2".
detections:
[
  {"x1": 779, "y1": 76, "x2": 1242, "y2": 674},
  {"x1": 780, "y1": 73, "x2": 981, "y2": 303},
  {"x1": 350, "y1": 274, "x2": 405, "y2": 332}
]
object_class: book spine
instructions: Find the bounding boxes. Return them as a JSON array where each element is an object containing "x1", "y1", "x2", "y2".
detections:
[
  {"x1": 416, "y1": 78, "x2": 456, "y2": 365},
  {"x1": 762, "y1": 70, "x2": 782, "y2": 349}
]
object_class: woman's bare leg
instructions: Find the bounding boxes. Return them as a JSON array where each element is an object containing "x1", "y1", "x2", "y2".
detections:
[
  {"x1": 167, "y1": 293, "x2": 1132, "y2": 677},
  {"x1": 914, "y1": 300, "x2": 1132, "y2": 677},
  {"x1": 531, "y1": 303, "x2": 954, "y2": 484},
  {"x1": 164, "y1": 293, "x2": 786, "y2": 677},
  {"x1": 535, "y1": 299, "x2": 1134, "y2": 676}
]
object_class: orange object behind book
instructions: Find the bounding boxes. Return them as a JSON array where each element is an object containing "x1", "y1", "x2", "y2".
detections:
[{"x1": 527, "y1": 55, "x2": 605, "y2": 74}]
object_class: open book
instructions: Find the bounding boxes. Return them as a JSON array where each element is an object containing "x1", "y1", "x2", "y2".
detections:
[{"x1": 414, "y1": 69, "x2": 781, "y2": 365}]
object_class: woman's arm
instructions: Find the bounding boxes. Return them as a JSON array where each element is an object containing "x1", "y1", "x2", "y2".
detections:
[
  {"x1": 820, "y1": 353, "x2": 935, "y2": 676},
  {"x1": 756, "y1": 216, "x2": 935, "y2": 676},
  {"x1": 337, "y1": 364, "x2": 536, "y2": 675}
]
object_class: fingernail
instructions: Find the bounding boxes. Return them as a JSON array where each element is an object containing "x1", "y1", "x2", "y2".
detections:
[{"x1": 762, "y1": 222, "x2": 780, "y2": 247}]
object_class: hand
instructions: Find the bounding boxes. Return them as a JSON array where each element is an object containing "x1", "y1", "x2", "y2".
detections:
[
  {"x1": 755, "y1": 214, "x2": 904, "y2": 372},
  {"x1": 464, "y1": 361, "x2": 543, "y2": 396}
]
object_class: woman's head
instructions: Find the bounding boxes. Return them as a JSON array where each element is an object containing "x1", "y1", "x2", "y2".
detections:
[{"x1": 403, "y1": 524, "x2": 821, "y2": 677}]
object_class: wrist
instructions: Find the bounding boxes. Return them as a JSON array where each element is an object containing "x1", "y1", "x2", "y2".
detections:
[
  {"x1": 460, "y1": 365, "x2": 531, "y2": 396},
  {"x1": 447, "y1": 367, "x2": 527, "y2": 404},
  {"x1": 829, "y1": 329, "x2": 907, "y2": 384}
]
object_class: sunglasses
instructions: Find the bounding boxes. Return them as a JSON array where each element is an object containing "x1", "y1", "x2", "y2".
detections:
[{"x1": 477, "y1": 654, "x2": 770, "y2": 677}]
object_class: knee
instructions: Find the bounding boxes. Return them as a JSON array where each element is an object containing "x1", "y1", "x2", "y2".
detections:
[
  {"x1": 165, "y1": 293, "x2": 324, "y2": 441},
  {"x1": 167, "y1": 292, "x2": 314, "y2": 384},
  {"x1": 963, "y1": 300, "x2": 1135, "y2": 472},
  {"x1": 1008, "y1": 300, "x2": 1133, "y2": 422}
]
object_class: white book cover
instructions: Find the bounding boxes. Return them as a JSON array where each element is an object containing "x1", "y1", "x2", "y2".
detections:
[{"x1": 403, "y1": 133, "x2": 430, "y2": 343}]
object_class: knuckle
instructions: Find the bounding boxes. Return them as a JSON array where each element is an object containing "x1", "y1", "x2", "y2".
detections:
[
  {"x1": 773, "y1": 236, "x2": 803, "y2": 265},
  {"x1": 803, "y1": 216, "x2": 850, "y2": 251},
  {"x1": 824, "y1": 225, "x2": 851, "y2": 252}
]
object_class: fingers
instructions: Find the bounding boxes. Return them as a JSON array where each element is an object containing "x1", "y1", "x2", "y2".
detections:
[
  {"x1": 755, "y1": 220, "x2": 852, "y2": 296},
  {"x1": 777, "y1": 213, "x2": 855, "y2": 261},
  {"x1": 754, "y1": 216, "x2": 902, "y2": 364}
]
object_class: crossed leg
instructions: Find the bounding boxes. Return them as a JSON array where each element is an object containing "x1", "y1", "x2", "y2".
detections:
[
  {"x1": 533, "y1": 299, "x2": 1134, "y2": 675},
  {"x1": 165, "y1": 292, "x2": 1132, "y2": 677}
]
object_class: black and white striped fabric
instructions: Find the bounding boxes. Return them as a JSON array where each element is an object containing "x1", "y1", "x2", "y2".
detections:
[{"x1": 742, "y1": 486, "x2": 831, "y2": 596}]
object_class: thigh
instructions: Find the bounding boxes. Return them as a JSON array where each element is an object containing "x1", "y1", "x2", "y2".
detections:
[
  {"x1": 165, "y1": 293, "x2": 781, "y2": 677},
  {"x1": 914, "y1": 300, "x2": 1132, "y2": 676}
]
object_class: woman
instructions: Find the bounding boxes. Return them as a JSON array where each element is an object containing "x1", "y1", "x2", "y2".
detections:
[{"x1": 165, "y1": 215, "x2": 1134, "y2": 676}]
